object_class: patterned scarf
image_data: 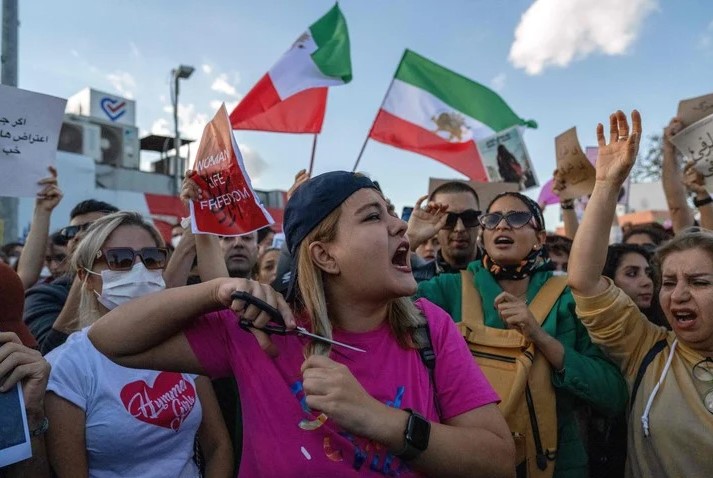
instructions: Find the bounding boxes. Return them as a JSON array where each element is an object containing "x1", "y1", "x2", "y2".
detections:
[{"x1": 482, "y1": 247, "x2": 549, "y2": 280}]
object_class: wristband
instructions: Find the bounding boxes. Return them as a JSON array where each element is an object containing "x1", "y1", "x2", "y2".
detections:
[
  {"x1": 560, "y1": 200, "x2": 575, "y2": 210},
  {"x1": 30, "y1": 416, "x2": 49, "y2": 437},
  {"x1": 180, "y1": 216, "x2": 191, "y2": 229},
  {"x1": 693, "y1": 196, "x2": 713, "y2": 208}
]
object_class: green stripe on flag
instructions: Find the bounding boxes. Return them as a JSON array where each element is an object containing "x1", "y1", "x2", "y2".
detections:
[
  {"x1": 396, "y1": 50, "x2": 536, "y2": 132},
  {"x1": 310, "y1": 4, "x2": 352, "y2": 83}
]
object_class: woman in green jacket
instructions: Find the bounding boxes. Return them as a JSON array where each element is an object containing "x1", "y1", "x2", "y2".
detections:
[{"x1": 416, "y1": 191, "x2": 628, "y2": 478}]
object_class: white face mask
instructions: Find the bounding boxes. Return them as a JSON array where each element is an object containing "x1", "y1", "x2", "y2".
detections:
[{"x1": 85, "y1": 262, "x2": 165, "y2": 310}]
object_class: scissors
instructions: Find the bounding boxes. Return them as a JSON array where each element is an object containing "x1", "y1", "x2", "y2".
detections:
[{"x1": 231, "y1": 291, "x2": 366, "y2": 353}]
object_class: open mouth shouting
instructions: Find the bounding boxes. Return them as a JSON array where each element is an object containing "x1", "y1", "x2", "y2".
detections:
[{"x1": 391, "y1": 239, "x2": 412, "y2": 273}]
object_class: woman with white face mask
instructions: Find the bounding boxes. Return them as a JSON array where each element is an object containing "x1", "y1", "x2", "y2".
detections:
[{"x1": 44, "y1": 211, "x2": 233, "y2": 478}]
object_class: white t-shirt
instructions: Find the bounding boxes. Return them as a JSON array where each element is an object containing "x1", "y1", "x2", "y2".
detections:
[{"x1": 46, "y1": 329, "x2": 202, "y2": 478}]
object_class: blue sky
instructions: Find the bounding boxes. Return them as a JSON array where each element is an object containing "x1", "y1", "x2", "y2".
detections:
[{"x1": 14, "y1": 0, "x2": 713, "y2": 225}]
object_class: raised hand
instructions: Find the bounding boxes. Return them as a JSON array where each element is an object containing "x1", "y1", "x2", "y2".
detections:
[
  {"x1": 406, "y1": 194, "x2": 449, "y2": 251},
  {"x1": 180, "y1": 169, "x2": 204, "y2": 205},
  {"x1": 683, "y1": 162, "x2": 708, "y2": 196},
  {"x1": 595, "y1": 110, "x2": 642, "y2": 186},
  {"x1": 663, "y1": 117, "x2": 684, "y2": 146},
  {"x1": 36, "y1": 166, "x2": 63, "y2": 213}
]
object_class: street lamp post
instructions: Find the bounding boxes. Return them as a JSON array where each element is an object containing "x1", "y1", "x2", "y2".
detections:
[{"x1": 171, "y1": 64, "x2": 194, "y2": 195}]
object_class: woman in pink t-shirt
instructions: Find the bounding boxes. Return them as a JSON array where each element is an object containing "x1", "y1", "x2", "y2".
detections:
[{"x1": 89, "y1": 172, "x2": 514, "y2": 477}]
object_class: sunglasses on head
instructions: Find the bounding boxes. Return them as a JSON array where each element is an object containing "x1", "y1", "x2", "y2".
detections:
[
  {"x1": 443, "y1": 209, "x2": 481, "y2": 229},
  {"x1": 96, "y1": 247, "x2": 168, "y2": 271},
  {"x1": 479, "y1": 211, "x2": 536, "y2": 230},
  {"x1": 60, "y1": 222, "x2": 93, "y2": 240}
]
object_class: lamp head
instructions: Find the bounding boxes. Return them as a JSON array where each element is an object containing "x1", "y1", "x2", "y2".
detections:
[{"x1": 175, "y1": 64, "x2": 195, "y2": 79}]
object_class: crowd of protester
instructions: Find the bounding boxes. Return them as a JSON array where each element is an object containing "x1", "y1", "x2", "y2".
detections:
[{"x1": 1, "y1": 109, "x2": 713, "y2": 477}]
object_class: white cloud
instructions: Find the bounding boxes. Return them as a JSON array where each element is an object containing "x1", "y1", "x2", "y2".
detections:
[
  {"x1": 209, "y1": 99, "x2": 239, "y2": 113},
  {"x1": 150, "y1": 118, "x2": 171, "y2": 136},
  {"x1": 129, "y1": 41, "x2": 141, "y2": 58},
  {"x1": 490, "y1": 73, "x2": 506, "y2": 92},
  {"x1": 106, "y1": 70, "x2": 137, "y2": 99},
  {"x1": 509, "y1": 0, "x2": 658, "y2": 75},
  {"x1": 202, "y1": 64, "x2": 213, "y2": 74},
  {"x1": 211, "y1": 73, "x2": 240, "y2": 97}
]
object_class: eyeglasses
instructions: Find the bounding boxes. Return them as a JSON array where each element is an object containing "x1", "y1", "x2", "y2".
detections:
[
  {"x1": 443, "y1": 209, "x2": 481, "y2": 229},
  {"x1": 96, "y1": 247, "x2": 168, "y2": 271},
  {"x1": 59, "y1": 222, "x2": 93, "y2": 240},
  {"x1": 479, "y1": 211, "x2": 535, "y2": 230},
  {"x1": 692, "y1": 358, "x2": 713, "y2": 414}
]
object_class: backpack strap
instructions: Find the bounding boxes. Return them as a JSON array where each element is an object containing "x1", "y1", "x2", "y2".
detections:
[
  {"x1": 460, "y1": 270, "x2": 567, "y2": 327},
  {"x1": 629, "y1": 338, "x2": 668, "y2": 413},
  {"x1": 460, "y1": 270, "x2": 484, "y2": 328},
  {"x1": 527, "y1": 275, "x2": 568, "y2": 325},
  {"x1": 412, "y1": 321, "x2": 442, "y2": 418}
]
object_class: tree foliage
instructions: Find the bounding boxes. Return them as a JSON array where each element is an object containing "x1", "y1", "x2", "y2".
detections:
[{"x1": 630, "y1": 134, "x2": 663, "y2": 183}]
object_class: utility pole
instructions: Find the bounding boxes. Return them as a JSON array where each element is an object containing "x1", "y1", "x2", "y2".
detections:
[{"x1": 0, "y1": 0, "x2": 19, "y2": 244}]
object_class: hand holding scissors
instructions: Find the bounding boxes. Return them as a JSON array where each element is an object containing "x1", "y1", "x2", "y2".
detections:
[{"x1": 231, "y1": 291, "x2": 366, "y2": 353}]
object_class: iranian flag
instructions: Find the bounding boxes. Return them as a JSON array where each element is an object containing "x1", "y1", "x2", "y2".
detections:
[
  {"x1": 230, "y1": 4, "x2": 351, "y2": 133},
  {"x1": 369, "y1": 50, "x2": 536, "y2": 180}
]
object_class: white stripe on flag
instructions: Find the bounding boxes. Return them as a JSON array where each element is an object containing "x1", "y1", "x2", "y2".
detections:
[
  {"x1": 269, "y1": 33, "x2": 345, "y2": 100},
  {"x1": 381, "y1": 79, "x2": 496, "y2": 143}
]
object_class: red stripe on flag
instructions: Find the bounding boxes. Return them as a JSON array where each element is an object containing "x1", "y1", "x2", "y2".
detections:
[
  {"x1": 369, "y1": 110, "x2": 488, "y2": 181},
  {"x1": 230, "y1": 74, "x2": 327, "y2": 133}
]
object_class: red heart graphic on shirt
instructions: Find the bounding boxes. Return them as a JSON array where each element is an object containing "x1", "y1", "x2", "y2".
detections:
[{"x1": 120, "y1": 372, "x2": 197, "y2": 431}]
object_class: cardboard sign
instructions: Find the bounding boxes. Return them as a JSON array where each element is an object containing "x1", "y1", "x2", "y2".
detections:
[
  {"x1": 553, "y1": 127, "x2": 596, "y2": 200},
  {"x1": 428, "y1": 178, "x2": 518, "y2": 210},
  {"x1": 0, "y1": 383, "x2": 31, "y2": 467},
  {"x1": 0, "y1": 85, "x2": 67, "y2": 198},
  {"x1": 189, "y1": 104, "x2": 274, "y2": 235},
  {"x1": 669, "y1": 113, "x2": 713, "y2": 190},
  {"x1": 677, "y1": 93, "x2": 713, "y2": 127},
  {"x1": 476, "y1": 126, "x2": 538, "y2": 191}
]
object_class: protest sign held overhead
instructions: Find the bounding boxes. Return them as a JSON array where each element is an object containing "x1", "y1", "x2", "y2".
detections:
[
  {"x1": 552, "y1": 127, "x2": 596, "y2": 200},
  {"x1": 677, "y1": 92, "x2": 713, "y2": 127},
  {"x1": 476, "y1": 126, "x2": 538, "y2": 191},
  {"x1": 189, "y1": 104, "x2": 274, "y2": 236},
  {"x1": 669, "y1": 113, "x2": 713, "y2": 190},
  {"x1": 0, "y1": 85, "x2": 66, "y2": 198}
]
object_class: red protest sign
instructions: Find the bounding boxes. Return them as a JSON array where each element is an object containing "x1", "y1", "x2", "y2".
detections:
[{"x1": 188, "y1": 104, "x2": 274, "y2": 235}]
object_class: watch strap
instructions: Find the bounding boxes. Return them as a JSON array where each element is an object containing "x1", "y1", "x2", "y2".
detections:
[
  {"x1": 394, "y1": 409, "x2": 430, "y2": 461},
  {"x1": 30, "y1": 416, "x2": 49, "y2": 437}
]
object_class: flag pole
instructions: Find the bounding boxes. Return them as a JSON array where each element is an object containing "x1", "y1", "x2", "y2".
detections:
[
  {"x1": 351, "y1": 136, "x2": 370, "y2": 172},
  {"x1": 351, "y1": 50, "x2": 407, "y2": 172},
  {"x1": 308, "y1": 134, "x2": 319, "y2": 175}
]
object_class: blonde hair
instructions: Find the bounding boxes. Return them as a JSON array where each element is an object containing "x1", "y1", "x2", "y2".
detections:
[
  {"x1": 72, "y1": 211, "x2": 164, "y2": 327},
  {"x1": 295, "y1": 199, "x2": 425, "y2": 357}
]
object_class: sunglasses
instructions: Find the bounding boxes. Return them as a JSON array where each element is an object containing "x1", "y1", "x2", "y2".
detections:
[
  {"x1": 443, "y1": 209, "x2": 481, "y2": 229},
  {"x1": 59, "y1": 222, "x2": 93, "y2": 240},
  {"x1": 96, "y1": 247, "x2": 168, "y2": 271},
  {"x1": 692, "y1": 358, "x2": 713, "y2": 414},
  {"x1": 479, "y1": 211, "x2": 535, "y2": 230}
]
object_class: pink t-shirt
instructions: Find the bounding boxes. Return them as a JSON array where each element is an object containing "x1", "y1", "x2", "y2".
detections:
[{"x1": 185, "y1": 298, "x2": 498, "y2": 477}]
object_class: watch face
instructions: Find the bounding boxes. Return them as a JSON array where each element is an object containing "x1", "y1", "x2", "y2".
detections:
[{"x1": 406, "y1": 413, "x2": 431, "y2": 450}]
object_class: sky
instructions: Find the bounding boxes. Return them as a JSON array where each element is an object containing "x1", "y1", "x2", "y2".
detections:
[{"x1": 12, "y1": 0, "x2": 713, "y2": 227}]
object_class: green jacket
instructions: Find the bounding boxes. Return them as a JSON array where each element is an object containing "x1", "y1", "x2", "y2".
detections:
[{"x1": 416, "y1": 262, "x2": 628, "y2": 478}]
